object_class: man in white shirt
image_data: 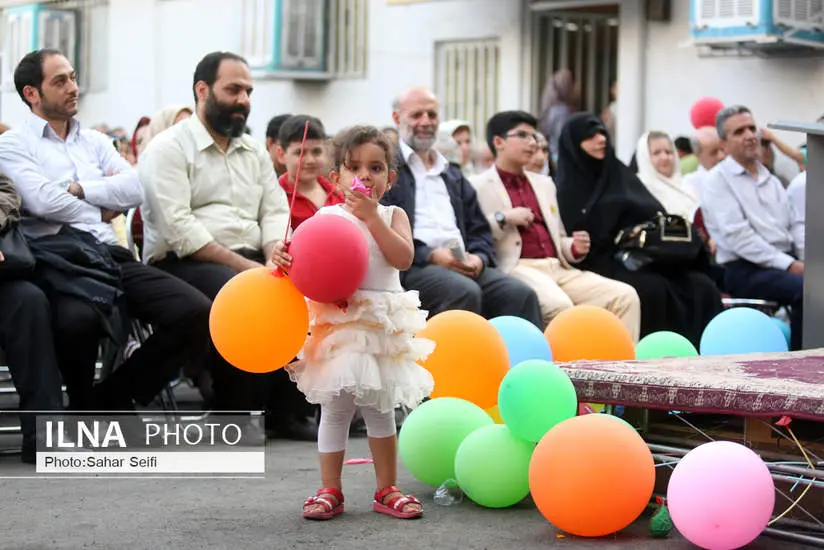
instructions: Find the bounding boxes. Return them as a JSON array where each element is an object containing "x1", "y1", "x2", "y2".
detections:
[
  {"x1": 0, "y1": 49, "x2": 212, "y2": 410},
  {"x1": 381, "y1": 87, "x2": 542, "y2": 327},
  {"x1": 701, "y1": 105, "x2": 804, "y2": 350},
  {"x1": 140, "y1": 52, "x2": 315, "y2": 439}
]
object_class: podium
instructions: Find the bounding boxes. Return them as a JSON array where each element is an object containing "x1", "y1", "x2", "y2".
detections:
[{"x1": 769, "y1": 121, "x2": 824, "y2": 349}]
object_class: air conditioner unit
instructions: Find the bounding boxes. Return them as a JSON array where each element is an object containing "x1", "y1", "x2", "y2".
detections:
[{"x1": 691, "y1": 0, "x2": 824, "y2": 51}]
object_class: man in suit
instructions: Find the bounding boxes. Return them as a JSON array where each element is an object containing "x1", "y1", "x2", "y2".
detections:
[
  {"x1": 381, "y1": 88, "x2": 542, "y2": 327},
  {"x1": 470, "y1": 110, "x2": 640, "y2": 339}
]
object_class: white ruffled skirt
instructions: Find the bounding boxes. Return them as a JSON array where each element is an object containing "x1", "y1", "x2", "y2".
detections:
[{"x1": 287, "y1": 289, "x2": 435, "y2": 414}]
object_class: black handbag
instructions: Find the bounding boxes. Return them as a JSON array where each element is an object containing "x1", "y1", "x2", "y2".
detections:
[
  {"x1": 613, "y1": 212, "x2": 704, "y2": 271},
  {"x1": 0, "y1": 223, "x2": 35, "y2": 280}
]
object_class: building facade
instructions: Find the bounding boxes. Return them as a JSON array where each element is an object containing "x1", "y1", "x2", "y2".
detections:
[{"x1": 0, "y1": 0, "x2": 820, "y2": 165}]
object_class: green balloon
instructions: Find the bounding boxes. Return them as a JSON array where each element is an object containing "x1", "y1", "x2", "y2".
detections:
[
  {"x1": 454, "y1": 424, "x2": 534, "y2": 508},
  {"x1": 636, "y1": 331, "x2": 698, "y2": 360},
  {"x1": 399, "y1": 397, "x2": 493, "y2": 487},
  {"x1": 498, "y1": 359, "x2": 577, "y2": 443}
]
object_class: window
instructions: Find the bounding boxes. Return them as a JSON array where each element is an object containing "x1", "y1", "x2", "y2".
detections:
[
  {"x1": 1, "y1": 0, "x2": 108, "y2": 92},
  {"x1": 239, "y1": 0, "x2": 367, "y2": 78},
  {"x1": 239, "y1": 0, "x2": 276, "y2": 68},
  {"x1": 434, "y1": 39, "x2": 500, "y2": 139}
]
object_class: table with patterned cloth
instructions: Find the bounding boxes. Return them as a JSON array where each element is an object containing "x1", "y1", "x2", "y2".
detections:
[{"x1": 561, "y1": 349, "x2": 824, "y2": 421}]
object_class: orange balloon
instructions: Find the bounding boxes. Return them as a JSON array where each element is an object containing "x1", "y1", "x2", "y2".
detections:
[
  {"x1": 545, "y1": 304, "x2": 635, "y2": 362},
  {"x1": 209, "y1": 268, "x2": 309, "y2": 373},
  {"x1": 529, "y1": 414, "x2": 655, "y2": 537},
  {"x1": 417, "y1": 310, "x2": 508, "y2": 410}
]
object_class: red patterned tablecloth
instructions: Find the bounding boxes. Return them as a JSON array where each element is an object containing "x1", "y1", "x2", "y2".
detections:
[{"x1": 560, "y1": 349, "x2": 824, "y2": 421}]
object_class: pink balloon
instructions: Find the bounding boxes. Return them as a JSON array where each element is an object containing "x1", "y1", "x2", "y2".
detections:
[
  {"x1": 690, "y1": 97, "x2": 725, "y2": 130},
  {"x1": 667, "y1": 441, "x2": 775, "y2": 550},
  {"x1": 289, "y1": 214, "x2": 369, "y2": 303}
]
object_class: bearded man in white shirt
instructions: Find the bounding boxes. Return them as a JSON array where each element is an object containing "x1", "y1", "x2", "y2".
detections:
[
  {"x1": 0, "y1": 49, "x2": 212, "y2": 411},
  {"x1": 139, "y1": 52, "x2": 316, "y2": 440}
]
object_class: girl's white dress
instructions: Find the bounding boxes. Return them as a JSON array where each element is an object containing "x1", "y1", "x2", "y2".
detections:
[{"x1": 287, "y1": 204, "x2": 435, "y2": 414}]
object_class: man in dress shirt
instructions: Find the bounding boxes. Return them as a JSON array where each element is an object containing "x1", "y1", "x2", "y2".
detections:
[
  {"x1": 139, "y1": 51, "x2": 316, "y2": 439},
  {"x1": 381, "y1": 87, "x2": 542, "y2": 327},
  {"x1": 471, "y1": 111, "x2": 640, "y2": 339},
  {"x1": 0, "y1": 49, "x2": 212, "y2": 410},
  {"x1": 701, "y1": 105, "x2": 805, "y2": 350}
]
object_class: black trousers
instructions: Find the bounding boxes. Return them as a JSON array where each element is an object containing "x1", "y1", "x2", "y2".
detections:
[
  {"x1": 154, "y1": 252, "x2": 313, "y2": 417},
  {"x1": 402, "y1": 264, "x2": 544, "y2": 328},
  {"x1": 0, "y1": 280, "x2": 64, "y2": 443},
  {"x1": 53, "y1": 245, "x2": 212, "y2": 409}
]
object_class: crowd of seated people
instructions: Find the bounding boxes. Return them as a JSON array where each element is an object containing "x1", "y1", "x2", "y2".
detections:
[{"x1": 0, "y1": 47, "x2": 813, "y2": 464}]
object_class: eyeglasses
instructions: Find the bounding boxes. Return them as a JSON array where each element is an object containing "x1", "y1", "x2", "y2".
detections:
[{"x1": 505, "y1": 130, "x2": 540, "y2": 142}]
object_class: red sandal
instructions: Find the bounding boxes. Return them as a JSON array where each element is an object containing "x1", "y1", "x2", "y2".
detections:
[
  {"x1": 302, "y1": 488, "x2": 344, "y2": 520},
  {"x1": 373, "y1": 485, "x2": 423, "y2": 519}
]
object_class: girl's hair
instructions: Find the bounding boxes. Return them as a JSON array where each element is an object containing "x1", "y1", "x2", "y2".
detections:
[{"x1": 333, "y1": 125, "x2": 396, "y2": 171}]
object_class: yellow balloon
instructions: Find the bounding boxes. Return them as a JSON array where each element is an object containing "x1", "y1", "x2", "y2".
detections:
[{"x1": 486, "y1": 405, "x2": 504, "y2": 424}]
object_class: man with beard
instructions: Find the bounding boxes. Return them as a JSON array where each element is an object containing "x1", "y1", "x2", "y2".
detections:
[
  {"x1": 139, "y1": 51, "x2": 317, "y2": 439},
  {"x1": 0, "y1": 49, "x2": 212, "y2": 411},
  {"x1": 381, "y1": 87, "x2": 543, "y2": 327}
]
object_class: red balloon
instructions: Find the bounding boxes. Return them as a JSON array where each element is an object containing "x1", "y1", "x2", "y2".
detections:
[
  {"x1": 289, "y1": 214, "x2": 369, "y2": 303},
  {"x1": 689, "y1": 97, "x2": 725, "y2": 130}
]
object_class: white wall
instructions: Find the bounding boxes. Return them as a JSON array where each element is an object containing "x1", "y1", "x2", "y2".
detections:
[
  {"x1": 0, "y1": 0, "x2": 524, "y2": 137},
  {"x1": 643, "y1": 0, "x2": 824, "y2": 147}
]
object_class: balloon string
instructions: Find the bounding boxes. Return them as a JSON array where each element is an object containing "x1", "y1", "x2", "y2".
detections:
[
  {"x1": 284, "y1": 120, "x2": 311, "y2": 243},
  {"x1": 767, "y1": 424, "x2": 815, "y2": 525}
]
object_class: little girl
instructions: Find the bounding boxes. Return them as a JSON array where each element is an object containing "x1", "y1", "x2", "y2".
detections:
[{"x1": 270, "y1": 125, "x2": 435, "y2": 520}]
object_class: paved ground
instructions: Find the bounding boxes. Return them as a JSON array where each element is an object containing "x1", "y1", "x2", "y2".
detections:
[{"x1": 0, "y1": 434, "x2": 818, "y2": 550}]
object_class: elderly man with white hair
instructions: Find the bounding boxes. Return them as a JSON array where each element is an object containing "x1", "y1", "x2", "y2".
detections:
[
  {"x1": 381, "y1": 86, "x2": 543, "y2": 328},
  {"x1": 683, "y1": 126, "x2": 726, "y2": 199}
]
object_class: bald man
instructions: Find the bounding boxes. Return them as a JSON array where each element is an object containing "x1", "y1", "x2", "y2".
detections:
[
  {"x1": 380, "y1": 87, "x2": 543, "y2": 327},
  {"x1": 683, "y1": 126, "x2": 726, "y2": 199}
]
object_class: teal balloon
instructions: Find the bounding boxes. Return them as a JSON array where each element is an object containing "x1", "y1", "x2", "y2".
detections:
[
  {"x1": 455, "y1": 424, "x2": 534, "y2": 508},
  {"x1": 700, "y1": 308, "x2": 788, "y2": 356},
  {"x1": 636, "y1": 331, "x2": 698, "y2": 360},
  {"x1": 771, "y1": 318, "x2": 791, "y2": 347},
  {"x1": 399, "y1": 397, "x2": 493, "y2": 487},
  {"x1": 498, "y1": 359, "x2": 577, "y2": 443},
  {"x1": 490, "y1": 315, "x2": 553, "y2": 367}
]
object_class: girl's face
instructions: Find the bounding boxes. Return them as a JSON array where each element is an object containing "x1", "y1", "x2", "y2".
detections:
[
  {"x1": 335, "y1": 142, "x2": 395, "y2": 200},
  {"x1": 649, "y1": 137, "x2": 675, "y2": 177}
]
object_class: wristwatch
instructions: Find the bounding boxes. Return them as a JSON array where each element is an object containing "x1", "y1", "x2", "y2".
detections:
[{"x1": 494, "y1": 211, "x2": 506, "y2": 229}]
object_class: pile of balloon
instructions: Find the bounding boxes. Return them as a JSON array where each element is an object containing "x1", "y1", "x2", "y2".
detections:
[{"x1": 399, "y1": 304, "x2": 787, "y2": 549}]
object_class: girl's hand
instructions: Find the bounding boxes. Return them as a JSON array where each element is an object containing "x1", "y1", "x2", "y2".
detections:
[
  {"x1": 269, "y1": 240, "x2": 292, "y2": 269},
  {"x1": 344, "y1": 187, "x2": 379, "y2": 222}
]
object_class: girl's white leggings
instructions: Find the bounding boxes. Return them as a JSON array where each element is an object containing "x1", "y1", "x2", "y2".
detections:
[{"x1": 317, "y1": 391, "x2": 397, "y2": 453}]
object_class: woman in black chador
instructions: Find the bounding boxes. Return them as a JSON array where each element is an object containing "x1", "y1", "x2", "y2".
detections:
[{"x1": 554, "y1": 113, "x2": 722, "y2": 346}]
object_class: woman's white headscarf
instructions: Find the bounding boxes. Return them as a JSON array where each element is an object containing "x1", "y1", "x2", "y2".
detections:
[
  {"x1": 138, "y1": 105, "x2": 193, "y2": 155},
  {"x1": 635, "y1": 131, "x2": 700, "y2": 220}
]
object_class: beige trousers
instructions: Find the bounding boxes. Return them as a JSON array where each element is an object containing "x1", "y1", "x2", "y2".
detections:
[{"x1": 509, "y1": 258, "x2": 641, "y2": 342}]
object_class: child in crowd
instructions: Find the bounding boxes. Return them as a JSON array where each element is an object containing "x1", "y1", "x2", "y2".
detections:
[
  {"x1": 277, "y1": 115, "x2": 344, "y2": 230},
  {"x1": 271, "y1": 125, "x2": 434, "y2": 520}
]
